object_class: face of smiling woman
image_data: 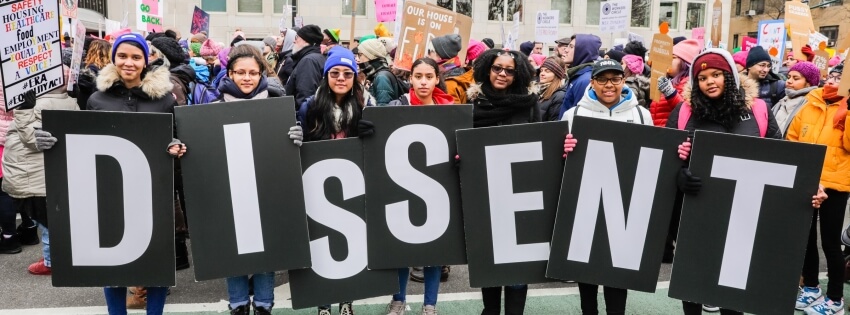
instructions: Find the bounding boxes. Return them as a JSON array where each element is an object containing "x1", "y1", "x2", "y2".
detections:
[{"x1": 113, "y1": 43, "x2": 147, "y2": 88}]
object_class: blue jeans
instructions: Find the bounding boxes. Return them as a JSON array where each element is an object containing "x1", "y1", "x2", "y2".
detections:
[
  {"x1": 226, "y1": 272, "x2": 275, "y2": 308},
  {"x1": 394, "y1": 267, "x2": 440, "y2": 306},
  {"x1": 103, "y1": 287, "x2": 168, "y2": 315},
  {"x1": 33, "y1": 220, "x2": 49, "y2": 267}
]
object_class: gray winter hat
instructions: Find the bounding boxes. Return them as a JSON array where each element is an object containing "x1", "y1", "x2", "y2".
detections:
[{"x1": 431, "y1": 34, "x2": 462, "y2": 60}]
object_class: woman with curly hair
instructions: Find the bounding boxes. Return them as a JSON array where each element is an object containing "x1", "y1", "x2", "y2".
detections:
[{"x1": 70, "y1": 39, "x2": 111, "y2": 109}]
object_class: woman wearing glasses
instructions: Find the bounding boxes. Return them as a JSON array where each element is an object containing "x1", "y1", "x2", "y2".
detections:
[
  {"x1": 787, "y1": 64, "x2": 850, "y2": 315},
  {"x1": 467, "y1": 48, "x2": 539, "y2": 315}
]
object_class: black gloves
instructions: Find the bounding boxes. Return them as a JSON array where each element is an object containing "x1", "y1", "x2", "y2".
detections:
[
  {"x1": 358, "y1": 120, "x2": 374, "y2": 138},
  {"x1": 677, "y1": 167, "x2": 702, "y2": 195},
  {"x1": 19, "y1": 90, "x2": 36, "y2": 110}
]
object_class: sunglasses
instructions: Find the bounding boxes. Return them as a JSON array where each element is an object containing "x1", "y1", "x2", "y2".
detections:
[
  {"x1": 329, "y1": 71, "x2": 355, "y2": 79},
  {"x1": 491, "y1": 65, "x2": 516, "y2": 77}
]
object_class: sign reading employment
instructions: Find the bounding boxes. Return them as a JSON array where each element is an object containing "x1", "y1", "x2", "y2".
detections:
[
  {"x1": 0, "y1": 0, "x2": 65, "y2": 110},
  {"x1": 599, "y1": 0, "x2": 630, "y2": 33}
]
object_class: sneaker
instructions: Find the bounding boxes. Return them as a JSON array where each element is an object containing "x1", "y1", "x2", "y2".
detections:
[
  {"x1": 0, "y1": 235, "x2": 22, "y2": 254},
  {"x1": 340, "y1": 302, "x2": 355, "y2": 315},
  {"x1": 126, "y1": 287, "x2": 146, "y2": 309},
  {"x1": 16, "y1": 224, "x2": 39, "y2": 245},
  {"x1": 805, "y1": 297, "x2": 845, "y2": 315},
  {"x1": 797, "y1": 286, "x2": 825, "y2": 310},
  {"x1": 27, "y1": 258, "x2": 51, "y2": 275},
  {"x1": 386, "y1": 300, "x2": 405, "y2": 315},
  {"x1": 702, "y1": 305, "x2": 719, "y2": 312},
  {"x1": 252, "y1": 302, "x2": 273, "y2": 315},
  {"x1": 317, "y1": 307, "x2": 331, "y2": 315},
  {"x1": 229, "y1": 304, "x2": 250, "y2": 315},
  {"x1": 421, "y1": 305, "x2": 437, "y2": 315}
]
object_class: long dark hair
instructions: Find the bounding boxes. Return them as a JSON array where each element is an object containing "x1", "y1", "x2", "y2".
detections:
[
  {"x1": 690, "y1": 71, "x2": 749, "y2": 131},
  {"x1": 305, "y1": 75, "x2": 365, "y2": 141},
  {"x1": 472, "y1": 49, "x2": 536, "y2": 95},
  {"x1": 411, "y1": 57, "x2": 446, "y2": 92}
]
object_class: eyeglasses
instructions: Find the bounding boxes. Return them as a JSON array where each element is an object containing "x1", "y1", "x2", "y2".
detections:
[
  {"x1": 329, "y1": 71, "x2": 355, "y2": 79},
  {"x1": 754, "y1": 62, "x2": 771, "y2": 69},
  {"x1": 593, "y1": 76, "x2": 624, "y2": 85},
  {"x1": 491, "y1": 65, "x2": 516, "y2": 77},
  {"x1": 231, "y1": 71, "x2": 261, "y2": 78},
  {"x1": 827, "y1": 74, "x2": 841, "y2": 82}
]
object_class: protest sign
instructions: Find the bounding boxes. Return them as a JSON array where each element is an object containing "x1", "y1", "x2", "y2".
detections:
[
  {"x1": 294, "y1": 16, "x2": 303, "y2": 28},
  {"x1": 649, "y1": 23, "x2": 673, "y2": 101},
  {"x1": 0, "y1": 0, "x2": 65, "y2": 110},
  {"x1": 741, "y1": 36, "x2": 757, "y2": 51},
  {"x1": 535, "y1": 10, "x2": 559, "y2": 43},
  {"x1": 669, "y1": 131, "x2": 825, "y2": 315},
  {"x1": 66, "y1": 20, "x2": 85, "y2": 92},
  {"x1": 375, "y1": 0, "x2": 397, "y2": 22},
  {"x1": 137, "y1": 0, "x2": 163, "y2": 33},
  {"x1": 289, "y1": 138, "x2": 397, "y2": 309},
  {"x1": 809, "y1": 31, "x2": 828, "y2": 51},
  {"x1": 190, "y1": 6, "x2": 210, "y2": 35},
  {"x1": 455, "y1": 12, "x2": 472, "y2": 65},
  {"x1": 546, "y1": 117, "x2": 686, "y2": 292},
  {"x1": 394, "y1": 2, "x2": 457, "y2": 70},
  {"x1": 174, "y1": 98, "x2": 312, "y2": 281},
  {"x1": 456, "y1": 121, "x2": 569, "y2": 288},
  {"x1": 362, "y1": 106, "x2": 472, "y2": 269},
  {"x1": 757, "y1": 20, "x2": 785, "y2": 74},
  {"x1": 44, "y1": 110, "x2": 175, "y2": 287},
  {"x1": 105, "y1": 19, "x2": 121, "y2": 35},
  {"x1": 599, "y1": 0, "x2": 630, "y2": 33},
  {"x1": 710, "y1": 0, "x2": 722, "y2": 47},
  {"x1": 691, "y1": 27, "x2": 705, "y2": 42},
  {"x1": 61, "y1": 0, "x2": 78, "y2": 19},
  {"x1": 813, "y1": 50, "x2": 829, "y2": 77},
  {"x1": 785, "y1": 0, "x2": 813, "y2": 61}
]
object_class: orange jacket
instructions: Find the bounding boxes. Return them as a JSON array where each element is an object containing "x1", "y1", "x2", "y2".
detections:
[
  {"x1": 786, "y1": 88, "x2": 850, "y2": 192},
  {"x1": 445, "y1": 69, "x2": 474, "y2": 104}
]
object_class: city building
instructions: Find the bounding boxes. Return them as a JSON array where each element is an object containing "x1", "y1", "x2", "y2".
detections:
[{"x1": 728, "y1": 0, "x2": 849, "y2": 50}]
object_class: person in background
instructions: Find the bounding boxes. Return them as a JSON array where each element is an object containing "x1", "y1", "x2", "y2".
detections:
[
  {"x1": 284, "y1": 25, "x2": 326, "y2": 108},
  {"x1": 650, "y1": 39, "x2": 701, "y2": 128},
  {"x1": 773, "y1": 61, "x2": 819, "y2": 137},
  {"x1": 261, "y1": 36, "x2": 279, "y2": 71},
  {"x1": 0, "y1": 77, "x2": 35, "y2": 256},
  {"x1": 70, "y1": 39, "x2": 111, "y2": 110},
  {"x1": 603, "y1": 49, "x2": 625, "y2": 64},
  {"x1": 429, "y1": 34, "x2": 466, "y2": 78},
  {"x1": 276, "y1": 28, "x2": 297, "y2": 82},
  {"x1": 621, "y1": 54, "x2": 650, "y2": 108},
  {"x1": 357, "y1": 38, "x2": 404, "y2": 105},
  {"x1": 623, "y1": 40, "x2": 650, "y2": 77},
  {"x1": 744, "y1": 46, "x2": 786, "y2": 108},
  {"x1": 537, "y1": 57, "x2": 568, "y2": 121},
  {"x1": 444, "y1": 39, "x2": 486, "y2": 104},
  {"x1": 481, "y1": 38, "x2": 495, "y2": 49},
  {"x1": 559, "y1": 34, "x2": 602, "y2": 117},
  {"x1": 732, "y1": 51, "x2": 748, "y2": 75},
  {"x1": 520, "y1": 41, "x2": 534, "y2": 57},
  {"x1": 150, "y1": 37, "x2": 196, "y2": 106},
  {"x1": 200, "y1": 39, "x2": 223, "y2": 76},
  {"x1": 322, "y1": 28, "x2": 341, "y2": 54}
]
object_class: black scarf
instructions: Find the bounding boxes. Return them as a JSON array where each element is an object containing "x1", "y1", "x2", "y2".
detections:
[
  {"x1": 473, "y1": 84, "x2": 539, "y2": 127},
  {"x1": 218, "y1": 75, "x2": 269, "y2": 99},
  {"x1": 359, "y1": 58, "x2": 388, "y2": 80}
]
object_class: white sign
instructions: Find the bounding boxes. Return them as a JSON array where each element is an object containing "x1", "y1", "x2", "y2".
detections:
[
  {"x1": 0, "y1": 0, "x2": 65, "y2": 110},
  {"x1": 534, "y1": 10, "x2": 559, "y2": 43},
  {"x1": 136, "y1": 0, "x2": 164, "y2": 33},
  {"x1": 808, "y1": 31, "x2": 828, "y2": 50},
  {"x1": 599, "y1": 0, "x2": 630, "y2": 33},
  {"x1": 67, "y1": 20, "x2": 86, "y2": 92},
  {"x1": 294, "y1": 16, "x2": 304, "y2": 28},
  {"x1": 105, "y1": 19, "x2": 121, "y2": 35}
]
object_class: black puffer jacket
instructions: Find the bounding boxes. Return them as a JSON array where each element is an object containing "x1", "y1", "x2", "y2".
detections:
[
  {"x1": 284, "y1": 45, "x2": 326, "y2": 109},
  {"x1": 537, "y1": 83, "x2": 567, "y2": 121},
  {"x1": 69, "y1": 64, "x2": 101, "y2": 110},
  {"x1": 169, "y1": 64, "x2": 196, "y2": 105},
  {"x1": 87, "y1": 63, "x2": 177, "y2": 113}
]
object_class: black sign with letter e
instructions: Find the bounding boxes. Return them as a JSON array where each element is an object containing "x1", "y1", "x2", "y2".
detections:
[
  {"x1": 44, "y1": 110, "x2": 175, "y2": 287},
  {"x1": 456, "y1": 121, "x2": 569, "y2": 287},
  {"x1": 363, "y1": 106, "x2": 472, "y2": 269},
  {"x1": 669, "y1": 131, "x2": 825, "y2": 315},
  {"x1": 546, "y1": 116, "x2": 686, "y2": 292},
  {"x1": 174, "y1": 98, "x2": 311, "y2": 281},
  {"x1": 289, "y1": 138, "x2": 397, "y2": 309}
]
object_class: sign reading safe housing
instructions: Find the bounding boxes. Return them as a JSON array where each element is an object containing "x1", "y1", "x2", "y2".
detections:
[
  {"x1": 44, "y1": 110, "x2": 175, "y2": 287},
  {"x1": 289, "y1": 138, "x2": 397, "y2": 309},
  {"x1": 669, "y1": 131, "x2": 825, "y2": 315},
  {"x1": 363, "y1": 106, "x2": 472, "y2": 269},
  {"x1": 456, "y1": 121, "x2": 569, "y2": 288},
  {"x1": 546, "y1": 116, "x2": 686, "y2": 292},
  {"x1": 175, "y1": 98, "x2": 311, "y2": 281}
]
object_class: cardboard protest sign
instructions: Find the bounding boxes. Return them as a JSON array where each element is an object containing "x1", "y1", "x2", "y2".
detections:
[
  {"x1": 756, "y1": 20, "x2": 786, "y2": 74},
  {"x1": 669, "y1": 131, "x2": 825, "y2": 315},
  {"x1": 375, "y1": 0, "x2": 397, "y2": 22},
  {"x1": 137, "y1": 0, "x2": 163, "y2": 33},
  {"x1": 649, "y1": 23, "x2": 673, "y2": 102},
  {"x1": 190, "y1": 6, "x2": 210, "y2": 35},
  {"x1": 535, "y1": 10, "x2": 559, "y2": 44},
  {"x1": 710, "y1": 0, "x2": 722, "y2": 47},
  {"x1": 174, "y1": 98, "x2": 312, "y2": 281},
  {"x1": 741, "y1": 36, "x2": 757, "y2": 51},
  {"x1": 785, "y1": 0, "x2": 814, "y2": 61},
  {"x1": 599, "y1": 0, "x2": 629, "y2": 33},
  {"x1": 546, "y1": 117, "x2": 686, "y2": 292},
  {"x1": 61, "y1": 0, "x2": 78, "y2": 19},
  {"x1": 0, "y1": 0, "x2": 65, "y2": 110},
  {"x1": 363, "y1": 106, "x2": 472, "y2": 269},
  {"x1": 839, "y1": 63, "x2": 850, "y2": 96},
  {"x1": 66, "y1": 20, "x2": 85, "y2": 92},
  {"x1": 456, "y1": 121, "x2": 569, "y2": 288},
  {"x1": 393, "y1": 2, "x2": 457, "y2": 70},
  {"x1": 289, "y1": 138, "x2": 397, "y2": 309},
  {"x1": 813, "y1": 50, "x2": 829, "y2": 78},
  {"x1": 455, "y1": 12, "x2": 472, "y2": 66},
  {"x1": 44, "y1": 110, "x2": 175, "y2": 287}
]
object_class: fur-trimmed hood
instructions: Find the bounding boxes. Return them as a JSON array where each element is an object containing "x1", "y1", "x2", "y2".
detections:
[
  {"x1": 96, "y1": 63, "x2": 174, "y2": 99},
  {"x1": 466, "y1": 82, "x2": 540, "y2": 100},
  {"x1": 682, "y1": 77, "x2": 759, "y2": 109}
]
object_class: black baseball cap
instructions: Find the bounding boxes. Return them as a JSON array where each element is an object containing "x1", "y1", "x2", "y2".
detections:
[{"x1": 591, "y1": 59, "x2": 625, "y2": 77}]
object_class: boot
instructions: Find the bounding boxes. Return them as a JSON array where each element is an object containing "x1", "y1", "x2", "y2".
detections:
[
  {"x1": 504, "y1": 286, "x2": 528, "y2": 315},
  {"x1": 480, "y1": 287, "x2": 502, "y2": 315},
  {"x1": 253, "y1": 302, "x2": 274, "y2": 315},
  {"x1": 409, "y1": 267, "x2": 424, "y2": 282},
  {"x1": 229, "y1": 304, "x2": 250, "y2": 315},
  {"x1": 440, "y1": 265, "x2": 450, "y2": 282},
  {"x1": 126, "y1": 287, "x2": 147, "y2": 309},
  {"x1": 0, "y1": 234, "x2": 22, "y2": 254},
  {"x1": 16, "y1": 224, "x2": 39, "y2": 245},
  {"x1": 176, "y1": 238, "x2": 190, "y2": 271}
]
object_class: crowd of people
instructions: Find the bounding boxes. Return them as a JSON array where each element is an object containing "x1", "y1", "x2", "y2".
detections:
[{"x1": 0, "y1": 23, "x2": 845, "y2": 315}]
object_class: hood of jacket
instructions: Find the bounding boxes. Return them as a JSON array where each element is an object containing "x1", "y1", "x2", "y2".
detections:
[
  {"x1": 282, "y1": 30, "x2": 296, "y2": 53},
  {"x1": 573, "y1": 34, "x2": 602, "y2": 66},
  {"x1": 170, "y1": 64, "x2": 196, "y2": 86},
  {"x1": 577, "y1": 85, "x2": 639, "y2": 114},
  {"x1": 682, "y1": 76, "x2": 760, "y2": 110},
  {"x1": 95, "y1": 63, "x2": 174, "y2": 99}
]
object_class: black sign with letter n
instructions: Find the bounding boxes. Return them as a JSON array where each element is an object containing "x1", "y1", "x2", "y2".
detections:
[
  {"x1": 546, "y1": 116, "x2": 686, "y2": 292},
  {"x1": 289, "y1": 138, "x2": 397, "y2": 309},
  {"x1": 363, "y1": 105, "x2": 472, "y2": 269},
  {"x1": 44, "y1": 110, "x2": 175, "y2": 287},
  {"x1": 456, "y1": 121, "x2": 569, "y2": 288},
  {"x1": 669, "y1": 131, "x2": 826, "y2": 315},
  {"x1": 174, "y1": 98, "x2": 311, "y2": 281}
]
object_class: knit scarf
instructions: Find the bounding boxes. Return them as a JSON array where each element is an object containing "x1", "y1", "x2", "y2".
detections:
[
  {"x1": 473, "y1": 84, "x2": 539, "y2": 127},
  {"x1": 359, "y1": 58, "x2": 388, "y2": 80},
  {"x1": 823, "y1": 85, "x2": 848, "y2": 130},
  {"x1": 410, "y1": 87, "x2": 455, "y2": 105},
  {"x1": 218, "y1": 75, "x2": 269, "y2": 100}
]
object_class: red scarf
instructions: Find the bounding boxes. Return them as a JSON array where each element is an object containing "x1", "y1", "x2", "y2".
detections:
[
  {"x1": 409, "y1": 87, "x2": 456, "y2": 105},
  {"x1": 823, "y1": 85, "x2": 848, "y2": 130}
]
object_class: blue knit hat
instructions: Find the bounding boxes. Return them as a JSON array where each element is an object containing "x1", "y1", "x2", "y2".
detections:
[
  {"x1": 324, "y1": 46, "x2": 358, "y2": 76},
  {"x1": 112, "y1": 33, "x2": 150, "y2": 65}
]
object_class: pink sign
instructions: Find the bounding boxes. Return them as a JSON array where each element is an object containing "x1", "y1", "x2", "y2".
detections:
[
  {"x1": 691, "y1": 27, "x2": 705, "y2": 41},
  {"x1": 742, "y1": 36, "x2": 757, "y2": 51},
  {"x1": 143, "y1": 0, "x2": 160, "y2": 15},
  {"x1": 375, "y1": 0, "x2": 397, "y2": 22}
]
